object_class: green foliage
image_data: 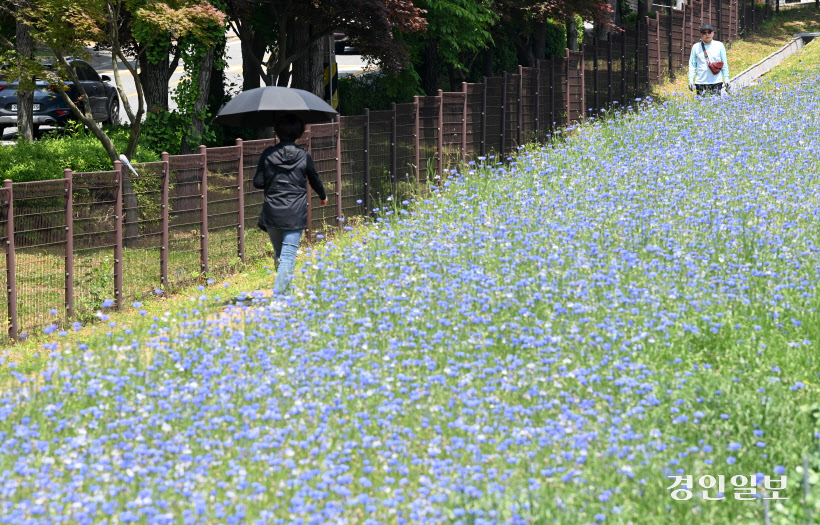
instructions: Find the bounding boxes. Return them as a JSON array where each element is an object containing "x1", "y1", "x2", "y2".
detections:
[
  {"x1": 543, "y1": 19, "x2": 567, "y2": 58},
  {"x1": 338, "y1": 71, "x2": 423, "y2": 116},
  {"x1": 0, "y1": 126, "x2": 159, "y2": 182},
  {"x1": 491, "y1": 30, "x2": 519, "y2": 77},
  {"x1": 141, "y1": 109, "x2": 188, "y2": 155}
]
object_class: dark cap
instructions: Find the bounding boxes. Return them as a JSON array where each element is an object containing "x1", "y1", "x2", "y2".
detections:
[{"x1": 700, "y1": 23, "x2": 714, "y2": 32}]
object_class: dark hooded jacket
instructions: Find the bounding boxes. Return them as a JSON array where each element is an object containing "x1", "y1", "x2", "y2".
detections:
[{"x1": 253, "y1": 142, "x2": 327, "y2": 231}]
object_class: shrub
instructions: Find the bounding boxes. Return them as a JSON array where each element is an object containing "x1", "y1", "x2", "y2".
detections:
[
  {"x1": 338, "y1": 70, "x2": 422, "y2": 116},
  {"x1": 0, "y1": 126, "x2": 160, "y2": 182}
]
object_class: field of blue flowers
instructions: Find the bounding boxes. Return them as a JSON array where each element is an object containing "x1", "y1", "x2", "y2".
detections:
[{"x1": 2, "y1": 51, "x2": 820, "y2": 524}]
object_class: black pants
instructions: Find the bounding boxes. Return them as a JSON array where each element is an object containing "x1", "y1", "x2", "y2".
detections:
[{"x1": 696, "y1": 83, "x2": 723, "y2": 95}]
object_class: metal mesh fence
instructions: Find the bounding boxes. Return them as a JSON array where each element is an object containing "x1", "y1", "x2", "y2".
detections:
[
  {"x1": 441, "y1": 92, "x2": 465, "y2": 172},
  {"x1": 484, "y1": 77, "x2": 503, "y2": 155},
  {"x1": 395, "y1": 103, "x2": 417, "y2": 187},
  {"x1": 520, "y1": 68, "x2": 538, "y2": 144},
  {"x1": 504, "y1": 74, "x2": 520, "y2": 151},
  {"x1": 465, "y1": 84, "x2": 483, "y2": 157},
  {"x1": 567, "y1": 50, "x2": 585, "y2": 123},
  {"x1": 205, "y1": 146, "x2": 241, "y2": 276},
  {"x1": 417, "y1": 97, "x2": 439, "y2": 184},
  {"x1": 0, "y1": 189, "x2": 9, "y2": 335},
  {"x1": 340, "y1": 115, "x2": 367, "y2": 218},
  {"x1": 72, "y1": 171, "x2": 116, "y2": 321},
  {"x1": 122, "y1": 161, "x2": 165, "y2": 301},
  {"x1": 308, "y1": 123, "x2": 338, "y2": 239},
  {"x1": 368, "y1": 110, "x2": 394, "y2": 209},
  {"x1": 13, "y1": 180, "x2": 67, "y2": 336},
  {"x1": 167, "y1": 153, "x2": 204, "y2": 289}
]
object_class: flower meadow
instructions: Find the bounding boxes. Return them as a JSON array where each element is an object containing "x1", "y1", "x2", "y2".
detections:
[{"x1": 3, "y1": 60, "x2": 820, "y2": 525}]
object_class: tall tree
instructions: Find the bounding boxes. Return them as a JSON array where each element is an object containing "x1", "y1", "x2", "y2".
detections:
[
  {"x1": 407, "y1": 0, "x2": 497, "y2": 94},
  {"x1": 0, "y1": 0, "x2": 38, "y2": 140},
  {"x1": 225, "y1": 0, "x2": 425, "y2": 89}
]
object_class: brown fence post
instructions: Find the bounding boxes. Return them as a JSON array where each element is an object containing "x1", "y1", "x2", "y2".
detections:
[
  {"x1": 4, "y1": 179, "x2": 17, "y2": 340},
  {"x1": 565, "y1": 49, "x2": 571, "y2": 127},
  {"x1": 593, "y1": 35, "x2": 599, "y2": 117},
  {"x1": 336, "y1": 116, "x2": 344, "y2": 226},
  {"x1": 198, "y1": 145, "x2": 209, "y2": 277},
  {"x1": 436, "y1": 89, "x2": 443, "y2": 177},
  {"x1": 549, "y1": 56, "x2": 555, "y2": 133},
  {"x1": 668, "y1": 9, "x2": 674, "y2": 81},
  {"x1": 607, "y1": 33, "x2": 613, "y2": 106},
  {"x1": 160, "y1": 152, "x2": 169, "y2": 289},
  {"x1": 364, "y1": 108, "x2": 371, "y2": 214},
  {"x1": 501, "y1": 73, "x2": 507, "y2": 154},
  {"x1": 306, "y1": 132, "x2": 312, "y2": 240},
  {"x1": 517, "y1": 65, "x2": 523, "y2": 147},
  {"x1": 461, "y1": 82, "x2": 468, "y2": 163},
  {"x1": 413, "y1": 97, "x2": 420, "y2": 178},
  {"x1": 621, "y1": 31, "x2": 626, "y2": 103},
  {"x1": 389, "y1": 105, "x2": 397, "y2": 195},
  {"x1": 64, "y1": 169, "x2": 74, "y2": 319},
  {"x1": 236, "y1": 139, "x2": 245, "y2": 263},
  {"x1": 481, "y1": 77, "x2": 488, "y2": 156},
  {"x1": 535, "y1": 65, "x2": 541, "y2": 141},
  {"x1": 113, "y1": 161, "x2": 123, "y2": 310},
  {"x1": 634, "y1": 20, "x2": 640, "y2": 94}
]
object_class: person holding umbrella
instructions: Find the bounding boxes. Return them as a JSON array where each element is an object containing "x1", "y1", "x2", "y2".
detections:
[
  {"x1": 253, "y1": 113, "x2": 327, "y2": 295},
  {"x1": 688, "y1": 23, "x2": 730, "y2": 96}
]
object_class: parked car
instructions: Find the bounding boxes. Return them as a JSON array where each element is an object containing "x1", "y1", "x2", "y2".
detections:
[
  {"x1": 0, "y1": 59, "x2": 120, "y2": 137},
  {"x1": 334, "y1": 31, "x2": 349, "y2": 55}
]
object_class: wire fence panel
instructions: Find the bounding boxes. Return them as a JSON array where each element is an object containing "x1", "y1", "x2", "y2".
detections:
[
  {"x1": 441, "y1": 92, "x2": 465, "y2": 172},
  {"x1": 416, "y1": 97, "x2": 440, "y2": 184},
  {"x1": 241, "y1": 138, "x2": 278, "y2": 261},
  {"x1": 368, "y1": 110, "x2": 394, "y2": 209},
  {"x1": 464, "y1": 84, "x2": 483, "y2": 158},
  {"x1": 13, "y1": 180, "x2": 67, "y2": 336},
  {"x1": 672, "y1": 10, "x2": 687, "y2": 72},
  {"x1": 167, "y1": 154, "x2": 204, "y2": 289},
  {"x1": 584, "y1": 44, "x2": 598, "y2": 116},
  {"x1": 308, "y1": 123, "x2": 338, "y2": 239},
  {"x1": 340, "y1": 115, "x2": 367, "y2": 218},
  {"x1": 394, "y1": 102, "x2": 417, "y2": 188},
  {"x1": 122, "y1": 161, "x2": 165, "y2": 302},
  {"x1": 567, "y1": 50, "x2": 585, "y2": 123},
  {"x1": 205, "y1": 146, "x2": 241, "y2": 276},
  {"x1": 0, "y1": 188, "x2": 9, "y2": 335},
  {"x1": 521, "y1": 67, "x2": 538, "y2": 144},
  {"x1": 505, "y1": 74, "x2": 521, "y2": 152},
  {"x1": 484, "y1": 77, "x2": 503, "y2": 156},
  {"x1": 72, "y1": 171, "x2": 117, "y2": 321}
]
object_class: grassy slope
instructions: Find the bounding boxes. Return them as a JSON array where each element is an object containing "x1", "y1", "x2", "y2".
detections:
[{"x1": 653, "y1": 4, "x2": 820, "y2": 97}]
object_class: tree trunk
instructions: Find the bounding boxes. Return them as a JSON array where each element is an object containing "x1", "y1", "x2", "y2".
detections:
[
  {"x1": 181, "y1": 47, "x2": 215, "y2": 154},
  {"x1": 533, "y1": 20, "x2": 548, "y2": 61},
  {"x1": 15, "y1": 6, "x2": 34, "y2": 141},
  {"x1": 483, "y1": 47, "x2": 494, "y2": 77},
  {"x1": 138, "y1": 44, "x2": 171, "y2": 112},
  {"x1": 420, "y1": 38, "x2": 438, "y2": 96},
  {"x1": 567, "y1": 18, "x2": 579, "y2": 51},
  {"x1": 637, "y1": 0, "x2": 649, "y2": 21},
  {"x1": 209, "y1": 38, "x2": 227, "y2": 113},
  {"x1": 291, "y1": 23, "x2": 325, "y2": 97},
  {"x1": 243, "y1": 29, "x2": 267, "y2": 90}
]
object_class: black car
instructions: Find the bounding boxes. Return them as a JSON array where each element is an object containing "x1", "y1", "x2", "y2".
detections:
[{"x1": 0, "y1": 59, "x2": 120, "y2": 137}]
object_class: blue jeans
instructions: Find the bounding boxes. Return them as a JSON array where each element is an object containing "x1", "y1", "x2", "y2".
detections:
[{"x1": 267, "y1": 229, "x2": 303, "y2": 295}]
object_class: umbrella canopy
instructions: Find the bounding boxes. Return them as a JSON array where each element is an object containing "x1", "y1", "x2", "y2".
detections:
[{"x1": 214, "y1": 86, "x2": 338, "y2": 127}]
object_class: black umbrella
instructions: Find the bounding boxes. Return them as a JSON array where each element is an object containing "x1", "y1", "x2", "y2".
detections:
[{"x1": 214, "y1": 86, "x2": 338, "y2": 127}]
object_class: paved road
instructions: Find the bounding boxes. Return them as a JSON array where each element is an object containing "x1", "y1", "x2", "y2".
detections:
[{"x1": 1, "y1": 34, "x2": 370, "y2": 141}]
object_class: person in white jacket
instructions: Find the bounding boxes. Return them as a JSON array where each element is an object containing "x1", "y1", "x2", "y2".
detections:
[{"x1": 688, "y1": 23, "x2": 730, "y2": 95}]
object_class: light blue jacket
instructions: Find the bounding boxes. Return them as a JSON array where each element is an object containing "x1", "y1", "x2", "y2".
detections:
[{"x1": 688, "y1": 40, "x2": 729, "y2": 84}]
